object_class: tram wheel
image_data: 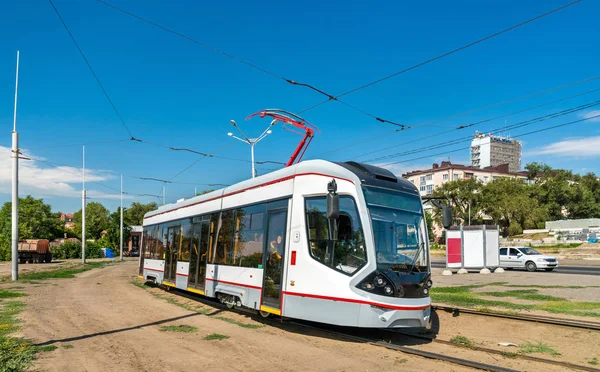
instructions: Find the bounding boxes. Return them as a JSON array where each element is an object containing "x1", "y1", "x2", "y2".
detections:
[
  {"x1": 226, "y1": 302, "x2": 235, "y2": 309},
  {"x1": 259, "y1": 310, "x2": 271, "y2": 318}
]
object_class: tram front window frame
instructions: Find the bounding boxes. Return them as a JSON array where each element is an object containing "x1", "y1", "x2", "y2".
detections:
[{"x1": 363, "y1": 186, "x2": 429, "y2": 274}]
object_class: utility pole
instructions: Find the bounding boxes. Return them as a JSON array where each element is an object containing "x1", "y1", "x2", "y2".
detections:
[
  {"x1": 162, "y1": 183, "x2": 166, "y2": 205},
  {"x1": 120, "y1": 175, "x2": 124, "y2": 260},
  {"x1": 11, "y1": 51, "x2": 20, "y2": 281},
  {"x1": 82, "y1": 145, "x2": 86, "y2": 264},
  {"x1": 227, "y1": 119, "x2": 276, "y2": 178}
]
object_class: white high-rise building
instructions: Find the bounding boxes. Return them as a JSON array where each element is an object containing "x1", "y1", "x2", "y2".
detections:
[{"x1": 471, "y1": 132, "x2": 522, "y2": 172}]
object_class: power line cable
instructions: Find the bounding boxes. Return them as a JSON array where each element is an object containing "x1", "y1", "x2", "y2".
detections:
[
  {"x1": 48, "y1": 0, "x2": 134, "y2": 138},
  {"x1": 300, "y1": 0, "x2": 583, "y2": 115},
  {"x1": 313, "y1": 73, "x2": 600, "y2": 158},
  {"x1": 382, "y1": 112, "x2": 600, "y2": 167},
  {"x1": 356, "y1": 86, "x2": 600, "y2": 161},
  {"x1": 365, "y1": 99, "x2": 600, "y2": 163}
]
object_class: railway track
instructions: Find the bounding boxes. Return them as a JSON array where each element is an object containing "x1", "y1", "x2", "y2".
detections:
[
  {"x1": 157, "y1": 283, "x2": 600, "y2": 372},
  {"x1": 433, "y1": 305, "x2": 600, "y2": 331}
]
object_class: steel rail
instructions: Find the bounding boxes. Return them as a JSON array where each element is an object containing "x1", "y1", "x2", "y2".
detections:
[
  {"x1": 433, "y1": 305, "x2": 600, "y2": 331},
  {"x1": 156, "y1": 283, "x2": 515, "y2": 372},
  {"x1": 387, "y1": 330, "x2": 600, "y2": 372}
]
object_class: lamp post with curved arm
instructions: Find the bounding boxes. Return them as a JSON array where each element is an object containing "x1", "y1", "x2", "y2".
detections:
[{"x1": 228, "y1": 119, "x2": 276, "y2": 178}]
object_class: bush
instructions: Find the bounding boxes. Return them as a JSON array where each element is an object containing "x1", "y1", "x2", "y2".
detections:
[
  {"x1": 52, "y1": 241, "x2": 104, "y2": 259},
  {"x1": 430, "y1": 243, "x2": 446, "y2": 251}
]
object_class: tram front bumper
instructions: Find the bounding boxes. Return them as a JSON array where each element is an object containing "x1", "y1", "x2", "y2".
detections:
[{"x1": 358, "y1": 303, "x2": 431, "y2": 328}]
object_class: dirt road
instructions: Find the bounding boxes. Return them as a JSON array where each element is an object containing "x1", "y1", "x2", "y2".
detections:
[{"x1": 13, "y1": 261, "x2": 474, "y2": 372}]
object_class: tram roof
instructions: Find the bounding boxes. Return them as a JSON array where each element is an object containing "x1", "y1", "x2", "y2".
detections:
[{"x1": 143, "y1": 159, "x2": 418, "y2": 221}]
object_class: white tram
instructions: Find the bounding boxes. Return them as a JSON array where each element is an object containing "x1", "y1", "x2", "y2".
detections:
[{"x1": 140, "y1": 160, "x2": 434, "y2": 328}]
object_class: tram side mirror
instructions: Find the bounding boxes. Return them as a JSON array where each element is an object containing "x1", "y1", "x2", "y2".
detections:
[
  {"x1": 442, "y1": 206, "x2": 452, "y2": 229},
  {"x1": 326, "y1": 193, "x2": 339, "y2": 220}
]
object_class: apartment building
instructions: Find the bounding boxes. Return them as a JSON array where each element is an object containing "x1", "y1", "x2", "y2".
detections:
[
  {"x1": 471, "y1": 132, "x2": 522, "y2": 173},
  {"x1": 402, "y1": 161, "x2": 528, "y2": 197}
]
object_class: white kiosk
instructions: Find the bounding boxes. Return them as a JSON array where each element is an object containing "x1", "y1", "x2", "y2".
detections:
[{"x1": 445, "y1": 225, "x2": 500, "y2": 274}]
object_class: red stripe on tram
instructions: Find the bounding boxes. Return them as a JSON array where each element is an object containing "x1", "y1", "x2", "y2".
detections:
[{"x1": 282, "y1": 291, "x2": 430, "y2": 311}]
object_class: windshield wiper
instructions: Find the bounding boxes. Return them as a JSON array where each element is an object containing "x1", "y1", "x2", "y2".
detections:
[{"x1": 408, "y1": 242, "x2": 425, "y2": 274}]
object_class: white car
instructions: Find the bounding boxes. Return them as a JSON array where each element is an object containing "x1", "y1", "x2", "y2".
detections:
[{"x1": 499, "y1": 247, "x2": 559, "y2": 272}]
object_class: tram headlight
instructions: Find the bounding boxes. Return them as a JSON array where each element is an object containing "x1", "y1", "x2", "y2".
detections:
[
  {"x1": 362, "y1": 282, "x2": 375, "y2": 291},
  {"x1": 384, "y1": 285, "x2": 394, "y2": 296},
  {"x1": 374, "y1": 276, "x2": 386, "y2": 287},
  {"x1": 427, "y1": 280, "x2": 433, "y2": 289},
  {"x1": 423, "y1": 288, "x2": 429, "y2": 295}
]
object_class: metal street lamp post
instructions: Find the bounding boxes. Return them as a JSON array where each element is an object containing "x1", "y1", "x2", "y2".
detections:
[{"x1": 227, "y1": 119, "x2": 276, "y2": 178}]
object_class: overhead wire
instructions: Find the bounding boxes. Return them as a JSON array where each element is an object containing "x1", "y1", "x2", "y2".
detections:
[
  {"x1": 381, "y1": 112, "x2": 600, "y2": 167},
  {"x1": 94, "y1": 0, "x2": 582, "y2": 129},
  {"x1": 299, "y1": 0, "x2": 583, "y2": 115},
  {"x1": 356, "y1": 85, "x2": 600, "y2": 161},
  {"x1": 365, "y1": 99, "x2": 600, "y2": 164},
  {"x1": 312, "y1": 73, "x2": 600, "y2": 158},
  {"x1": 48, "y1": 0, "x2": 134, "y2": 138}
]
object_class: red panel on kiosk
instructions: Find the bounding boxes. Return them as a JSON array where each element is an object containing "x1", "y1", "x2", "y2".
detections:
[{"x1": 447, "y1": 238, "x2": 462, "y2": 264}]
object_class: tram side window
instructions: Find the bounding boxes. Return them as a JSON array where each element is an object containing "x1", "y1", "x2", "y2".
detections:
[
  {"x1": 180, "y1": 219, "x2": 192, "y2": 262},
  {"x1": 156, "y1": 225, "x2": 167, "y2": 260},
  {"x1": 142, "y1": 227, "x2": 156, "y2": 259},
  {"x1": 214, "y1": 210, "x2": 235, "y2": 265},
  {"x1": 305, "y1": 196, "x2": 367, "y2": 275},
  {"x1": 234, "y1": 205, "x2": 266, "y2": 268}
]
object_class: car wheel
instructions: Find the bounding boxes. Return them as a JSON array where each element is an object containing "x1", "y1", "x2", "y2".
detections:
[
  {"x1": 526, "y1": 261, "x2": 537, "y2": 272},
  {"x1": 544, "y1": 268, "x2": 554, "y2": 272}
]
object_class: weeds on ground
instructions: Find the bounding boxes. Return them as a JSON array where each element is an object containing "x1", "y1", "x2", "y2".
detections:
[
  {"x1": 19, "y1": 261, "x2": 116, "y2": 281},
  {"x1": 62, "y1": 344, "x2": 74, "y2": 349},
  {"x1": 500, "y1": 351, "x2": 519, "y2": 359},
  {"x1": 203, "y1": 333, "x2": 229, "y2": 341},
  {"x1": 518, "y1": 342, "x2": 560, "y2": 357},
  {"x1": 0, "y1": 287, "x2": 64, "y2": 372},
  {"x1": 159, "y1": 325, "x2": 198, "y2": 333},
  {"x1": 532, "y1": 243, "x2": 582, "y2": 249},
  {"x1": 132, "y1": 280, "x2": 264, "y2": 329},
  {"x1": 450, "y1": 335, "x2": 475, "y2": 348},
  {"x1": 0, "y1": 291, "x2": 26, "y2": 299},
  {"x1": 588, "y1": 357, "x2": 598, "y2": 366},
  {"x1": 431, "y1": 284, "x2": 600, "y2": 318}
]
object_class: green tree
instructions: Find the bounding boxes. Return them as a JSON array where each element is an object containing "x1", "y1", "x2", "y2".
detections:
[
  {"x1": 196, "y1": 189, "x2": 215, "y2": 196},
  {"x1": 124, "y1": 202, "x2": 158, "y2": 226},
  {"x1": 430, "y1": 178, "x2": 483, "y2": 226},
  {"x1": 425, "y1": 211, "x2": 434, "y2": 241},
  {"x1": 103, "y1": 207, "x2": 132, "y2": 251},
  {"x1": 481, "y1": 178, "x2": 546, "y2": 237},
  {"x1": 72, "y1": 202, "x2": 110, "y2": 240},
  {"x1": 0, "y1": 196, "x2": 64, "y2": 260}
]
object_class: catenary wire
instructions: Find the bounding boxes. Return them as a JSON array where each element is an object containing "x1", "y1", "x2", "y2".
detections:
[
  {"x1": 380, "y1": 113, "x2": 600, "y2": 167},
  {"x1": 299, "y1": 0, "x2": 583, "y2": 115},
  {"x1": 312, "y1": 73, "x2": 600, "y2": 158},
  {"x1": 48, "y1": 0, "x2": 134, "y2": 138},
  {"x1": 363, "y1": 99, "x2": 600, "y2": 163},
  {"x1": 355, "y1": 86, "x2": 600, "y2": 161}
]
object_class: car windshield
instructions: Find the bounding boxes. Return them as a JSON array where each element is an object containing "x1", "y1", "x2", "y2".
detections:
[
  {"x1": 519, "y1": 247, "x2": 541, "y2": 255},
  {"x1": 363, "y1": 186, "x2": 428, "y2": 273}
]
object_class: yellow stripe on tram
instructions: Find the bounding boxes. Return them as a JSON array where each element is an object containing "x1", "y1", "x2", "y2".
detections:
[
  {"x1": 162, "y1": 281, "x2": 176, "y2": 288},
  {"x1": 260, "y1": 305, "x2": 281, "y2": 316},
  {"x1": 137, "y1": 275, "x2": 143, "y2": 279},
  {"x1": 187, "y1": 287, "x2": 205, "y2": 295}
]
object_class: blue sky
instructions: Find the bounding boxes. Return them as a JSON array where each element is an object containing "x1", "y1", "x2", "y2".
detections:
[{"x1": 0, "y1": 0, "x2": 598, "y2": 213}]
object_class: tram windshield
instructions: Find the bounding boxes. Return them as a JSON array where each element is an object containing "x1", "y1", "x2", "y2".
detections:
[{"x1": 363, "y1": 186, "x2": 429, "y2": 273}]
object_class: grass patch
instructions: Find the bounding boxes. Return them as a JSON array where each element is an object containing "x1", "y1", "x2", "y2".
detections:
[
  {"x1": 588, "y1": 357, "x2": 598, "y2": 366},
  {"x1": 19, "y1": 261, "x2": 115, "y2": 281},
  {"x1": 500, "y1": 351, "x2": 519, "y2": 359},
  {"x1": 395, "y1": 358, "x2": 408, "y2": 364},
  {"x1": 480, "y1": 289, "x2": 567, "y2": 302},
  {"x1": 532, "y1": 243, "x2": 582, "y2": 249},
  {"x1": 203, "y1": 333, "x2": 229, "y2": 341},
  {"x1": 450, "y1": 335, "x2": 475, "y2": 348},
  {"x1": 159, "y1": 325, "x2": 197, "y2": 333},
  {"x1": 62, "y1": 344, "x2": 74, "y2": 349},
  {"x1": 214, "y1": 316, "x2": 262, "y2": 329},
  {"x1": 34, "y1": 345, "x2": 57, "y2": 353},
  {"x1": 519, "y1": 342, "x2": 560, "y2": 357},
  {"x1": 0, "y1": 337, "x2": 36, "y2": 372},
  {"x1": 0, "y1": 290, "x2": 26, "y2": 299},
  {"x1": 432, "y1": 285, "x2": 600, "y2": 318}
]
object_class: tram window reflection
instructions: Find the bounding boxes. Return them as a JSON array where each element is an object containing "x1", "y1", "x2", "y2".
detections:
[{"x1": 305, "y1": 196, "x2": 367, "y2": 275}]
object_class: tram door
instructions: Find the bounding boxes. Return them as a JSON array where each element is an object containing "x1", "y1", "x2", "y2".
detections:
[
  {"x1": 189, "y1": 218, "x2": 210, "y2": 290},
  {"x1": 262, "y1": 211, "x2": 287, "y2": 309},
  {"x1": 164, "y1": 226, "x2": 180, "y2": 283}
]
